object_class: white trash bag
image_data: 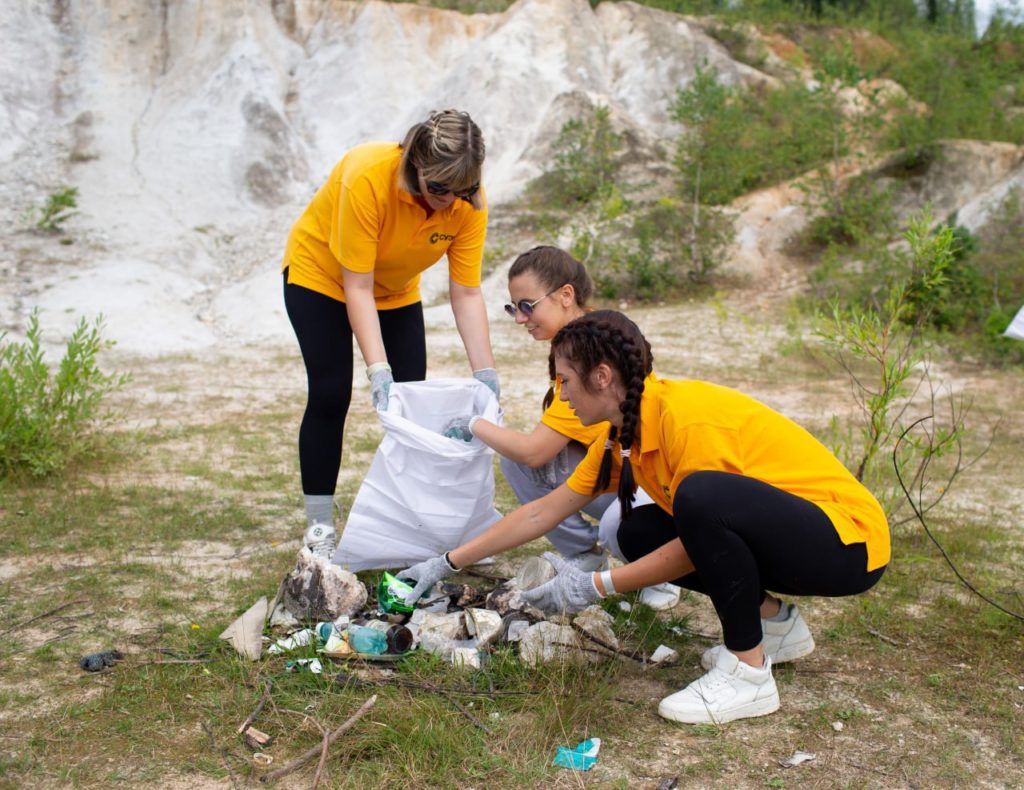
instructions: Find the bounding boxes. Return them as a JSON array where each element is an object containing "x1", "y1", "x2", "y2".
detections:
[
  {"x1": 1004, "y1": 304, "x2": 1024, "y2": 341},
  {"x1": 333, "y1": 378, "x2": 503, "y2": 572}
]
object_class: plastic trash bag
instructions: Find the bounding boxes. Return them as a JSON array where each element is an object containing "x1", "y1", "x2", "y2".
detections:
[
  {"x1": 1004, "y1": 304, "x2": 1024, "y2": 341},
  {"x1": 334, "y1": 378, "x2": 502, "y2": 572}
]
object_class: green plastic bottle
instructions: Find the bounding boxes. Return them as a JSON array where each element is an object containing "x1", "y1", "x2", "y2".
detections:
[{"x1": 378, "y1": 571, "x2": 416, "y2": 614}]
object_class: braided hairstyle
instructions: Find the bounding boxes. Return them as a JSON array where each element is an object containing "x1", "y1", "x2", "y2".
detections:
[
  {"x1": 549, "y1": 310, "x2": 653, "y2": 519},
  {"x1": 398, "y1": 109, "x2": 485, "y2": 209},
  {"x1": 507, "y1": 246, "x2": 594, "y2": 411}
]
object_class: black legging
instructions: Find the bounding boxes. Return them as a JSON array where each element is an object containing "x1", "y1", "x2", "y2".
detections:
[
  {"x1": 617, "y1": 471, "x2": 886, "y2": 652},
  {"x1": 284, "y1": 274, "x2": 427, "y2": 495}
]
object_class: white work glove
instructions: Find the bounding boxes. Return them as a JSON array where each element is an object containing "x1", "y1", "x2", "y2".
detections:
[
  {"x1": 442, "y1": 415, "x2": 481, "y2": 442},
  {"x1": 396, "y1": 553, "x2": 458, "y2": 605},
  {"x1": 368, "y1": 362, "x2": 393, "y2": 411},
  {"x1": 519, "y1": 552, "x2": 600, "y2": 614},
  {"x1": 473, "y1": 368, "x2": 500, "y2": 400},
  {"x1": 527, "y1": 445, "x2": 570, "y2": 489}
]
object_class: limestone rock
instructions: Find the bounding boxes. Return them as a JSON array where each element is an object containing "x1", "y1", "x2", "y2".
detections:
[
  {"x1": 519, "y1": 622, "x2": 583, "y2": 667},
  {"x1": 282, "y1": 548, "x2": 367, "y2": 621}
]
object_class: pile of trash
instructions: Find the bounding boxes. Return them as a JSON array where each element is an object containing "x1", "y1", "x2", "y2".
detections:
[{"x1": 219, "y1": 552, "x2": 679, "y2": 671}]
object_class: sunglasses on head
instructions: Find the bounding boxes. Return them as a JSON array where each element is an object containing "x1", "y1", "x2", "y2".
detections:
[
  {"x1": 503, "y1": 286, "x2": 564, "y2": 318},
  {"x1": 425, "y1": 179, "x2": 481, "y2": 200}
]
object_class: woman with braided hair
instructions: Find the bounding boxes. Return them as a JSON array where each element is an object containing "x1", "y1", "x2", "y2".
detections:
[
  {"x1": 399, "y1": 309, "x2": 889, "y2": 725},
  {"x1": 439, "y1": 245, "x2": 679, "y2": 608},
  {"x1": 281, "y1": 109, "x2": 498, "y2": 559}
]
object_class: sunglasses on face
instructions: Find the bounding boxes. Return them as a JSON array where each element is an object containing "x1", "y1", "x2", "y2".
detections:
[
  {"x1": 425, "y1": 179, "x2": 481, "y2": 200},
  {"x1": 503, "y1": 286, "x2": 563, "y2": 318}
]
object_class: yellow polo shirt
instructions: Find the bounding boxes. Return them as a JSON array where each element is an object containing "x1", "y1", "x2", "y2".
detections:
[
  {"x1": 540, "y1": 379, "x2": 608, "y2": 445},
  {"x1": 282, "y1": 142, "x2": 487, "y2": 308},
  {"x1": 566, "y1": 373, "x2": 890, "y2": 571}
]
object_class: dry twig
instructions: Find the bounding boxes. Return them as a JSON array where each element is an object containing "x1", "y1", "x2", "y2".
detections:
[
  {"x1": 0, "y1": 600, "x2": 85, "y2": 637},
  {"x1": 259, "y1": 694, "x2": 377, "y2": 784},
  {"x1": 202, "y1": 721, "x2": 241, "y2": 790},
  {"x1": 237, "y1": 679, "x2": 274, "y2": 734}
]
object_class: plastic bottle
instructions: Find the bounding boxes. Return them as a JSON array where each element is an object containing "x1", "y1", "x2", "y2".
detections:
[{"x1": 347, "y1": 624, "x2": 388, "y2": 655}]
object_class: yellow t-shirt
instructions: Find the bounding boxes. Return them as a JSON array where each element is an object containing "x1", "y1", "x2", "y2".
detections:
[
  {"x1": 566, "y1": 373, "x2": 890, "y2": 571},
  {"x1": 540, "y1": 379, "x2": 608, "y2": 446},
  {"x1": 281, "y1": 142, "x2": 488, "y2": 308}
]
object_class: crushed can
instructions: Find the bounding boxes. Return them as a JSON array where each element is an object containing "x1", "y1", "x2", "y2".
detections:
[{"x1": 378, "y1": 571, "x2": 416, "y2": 614}]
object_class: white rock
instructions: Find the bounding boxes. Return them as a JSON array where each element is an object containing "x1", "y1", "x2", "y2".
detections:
[
  {"x1": 519, "y1": 622, "x2": 582, "y2": 667},
  {"x1": 464, "y1": 608, "x2": 503, "y2": 646}
]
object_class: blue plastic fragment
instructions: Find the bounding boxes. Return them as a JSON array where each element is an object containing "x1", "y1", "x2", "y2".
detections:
[{"x1": 552, "y1": 738, "x2": 601, "y2": 771}]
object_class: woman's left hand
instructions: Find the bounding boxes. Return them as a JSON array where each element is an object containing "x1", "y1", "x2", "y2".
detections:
[
  {"x1": 473, "y1": 368, "x2": 500, "y2": 399},
  {"x1": 519, "y1": 552, "x2": 600, "y2": 613}
]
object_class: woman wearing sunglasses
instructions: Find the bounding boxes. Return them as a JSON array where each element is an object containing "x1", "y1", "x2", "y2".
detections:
[
  {"x1": 281, "y1": 109, "x2": 498, "y2": 558},
  {"x1": 442, "y1": 246, "x2": 680, "y2": 608}
]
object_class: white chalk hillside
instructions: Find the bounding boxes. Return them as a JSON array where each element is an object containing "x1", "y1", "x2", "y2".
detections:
[{"x1": 1, "y1": 0, "x2": 1021, "y2": 354}]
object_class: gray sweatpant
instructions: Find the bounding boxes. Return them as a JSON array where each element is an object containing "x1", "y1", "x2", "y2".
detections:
[{"x1": 499, "y1": 441, "x2": 616, "y2": 557}]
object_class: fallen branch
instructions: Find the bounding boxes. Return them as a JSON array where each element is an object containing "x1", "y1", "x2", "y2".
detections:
[
  {"x1": 259, "y1": 694, "x2": 377, "y2": 784},
  {"x1": 334, "y1": 671, "x2": 538, "y2": 697},
  {"x1": 571, "y1": 623, "x2": 645, "y2": 663},
  {"x1": 0, "y1": 600, "x2": 85, "y2": 637},
  {"x1": 864, "y1": 626, "x2": 905, "y2": 647},
  {"x1": 202, "y1": 721, "x2": 241, "y2": 790},
  {"x1": 237, "y1": 680, "x2": 274, "y2": 734},
  {"x1": 441, "y1": 692, "x2": 492, "y2": 733},
  {"x1": 311, "y1": 726, "x2": 330, "y2": 790}
]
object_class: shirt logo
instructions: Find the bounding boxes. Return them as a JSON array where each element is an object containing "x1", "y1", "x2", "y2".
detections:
[{"x1": 430, "y1": 232, "x2": 455, "y2": 244}]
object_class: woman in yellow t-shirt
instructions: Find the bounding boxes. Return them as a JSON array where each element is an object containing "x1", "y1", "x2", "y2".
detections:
[
  {"x1": 443, "y1": 246, "x2": 679, "y2": 607},
  {"x1": 281, "y1": 109, "x2": 498, "y2": 558},
  {"x1": 399, "y1": 310, "x2": 889, "y2": 726}
]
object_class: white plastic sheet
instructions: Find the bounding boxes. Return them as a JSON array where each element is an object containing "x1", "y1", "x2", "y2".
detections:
[
  {"x1": 1004, "y1": 304, "x2": 1024, "y2": 341},
  {"x1": 334, "y1": 378, "x2": 503, "y2": 572}
]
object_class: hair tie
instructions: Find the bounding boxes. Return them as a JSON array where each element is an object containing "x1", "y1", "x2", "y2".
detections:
[
  {"x1": 604, "y1": 439, "x2": 614, "y2": 450},
  {"x1": 619, "y1": 448, "x2": 631, "y2": 459}
]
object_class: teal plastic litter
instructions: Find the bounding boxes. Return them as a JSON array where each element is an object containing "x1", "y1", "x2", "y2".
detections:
[{"x1": 552, "y1": 738, "x2": 601, "y2": 771}]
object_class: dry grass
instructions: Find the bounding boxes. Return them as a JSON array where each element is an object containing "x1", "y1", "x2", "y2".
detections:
[{"x1": 1, "y1": 294, "x2": 1022, "y2": 789}]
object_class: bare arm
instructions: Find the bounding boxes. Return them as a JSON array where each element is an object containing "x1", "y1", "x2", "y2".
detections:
[
  {"x1": 448, "y1": 483, "x2": 596, "y2": 567},
  {"x1": 449, "y1": 280, "x2": 495, "y2": 372},
  {"x1": 595, "y1": 539, "x2": 695, "y2": 595},
  {"x1": 342, "y1": 268, "x2": 386, "y2": 367},
  {"x1": 471, "y1": 420, "x2": 570, "y2": 467}
]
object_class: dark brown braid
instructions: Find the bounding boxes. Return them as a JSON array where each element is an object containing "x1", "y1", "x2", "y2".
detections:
[{"x1": 549, "y1": 310, "x2": 654, "y2": 519}]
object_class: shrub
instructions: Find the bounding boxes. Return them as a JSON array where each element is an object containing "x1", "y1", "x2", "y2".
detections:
[
  {"x1": 0, "y1": 311, "x2": 130, "y2": 477},
  {"x1": 35, "y1": 186, "x2": 79, "y2": 233},
  {"x1": 538, "y1": 105, "x2": 622, "y2": 206}
]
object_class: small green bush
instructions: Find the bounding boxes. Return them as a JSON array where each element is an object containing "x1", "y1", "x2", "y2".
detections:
[
  {"x1": 35, "y1": 186, "x2": 79, "y2": 233},
  {"x1": 0, "y1": 311, "x2": 130, "y2": 477},
  {"x1": 533, "y1": 105, "x2": 622, "y2": 206}
]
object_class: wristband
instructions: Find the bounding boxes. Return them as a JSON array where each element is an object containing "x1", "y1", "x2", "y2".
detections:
[
  {"x1": 366, "y1": 361, "x2": 391, "y2": 380},
  {"x1": 443, "y1": 551, "x2": 461, "y2": 572},
  {"x1": 467, "y1": 415, "x2": 482, "y2": 435},
  {"x1": 598, "y1": 569, "x2": 616, "y2": 598}
]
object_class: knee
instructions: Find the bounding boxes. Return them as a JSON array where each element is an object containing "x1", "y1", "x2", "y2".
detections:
[{"x1": 307, "y1": 374, "x2": 351, "y2": 417}]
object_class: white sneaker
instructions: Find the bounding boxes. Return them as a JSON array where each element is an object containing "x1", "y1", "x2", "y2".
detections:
[
  {"x1": 564, "y1": 549, "x2": 608, "y2": 573},
  {"x1": 303, "y1": 522, "x2": 336, "y2": 559},
  {"x1": 658, "y1": 650, "x2": 780, "y2": 724},
  {"x1": 700, "y1": 603, "x2": 815, "y2": 670},
  {"x1": 639, "y1": 583, "x2": 681, "y2": 611}
]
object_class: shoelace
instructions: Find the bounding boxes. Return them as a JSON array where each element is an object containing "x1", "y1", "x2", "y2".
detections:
[{"x1": 306, "y1": 537, "x2": 336, "y2": 557}]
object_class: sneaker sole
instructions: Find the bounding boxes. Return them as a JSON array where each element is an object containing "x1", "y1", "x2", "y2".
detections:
[{"x1": 658, "y1": 694, "x2": 780, "y2": 724}]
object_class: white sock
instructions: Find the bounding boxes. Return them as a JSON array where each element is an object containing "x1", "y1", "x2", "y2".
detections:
[{"x1": 305, "y1": 495, "x2": 334, "y2": 528}]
